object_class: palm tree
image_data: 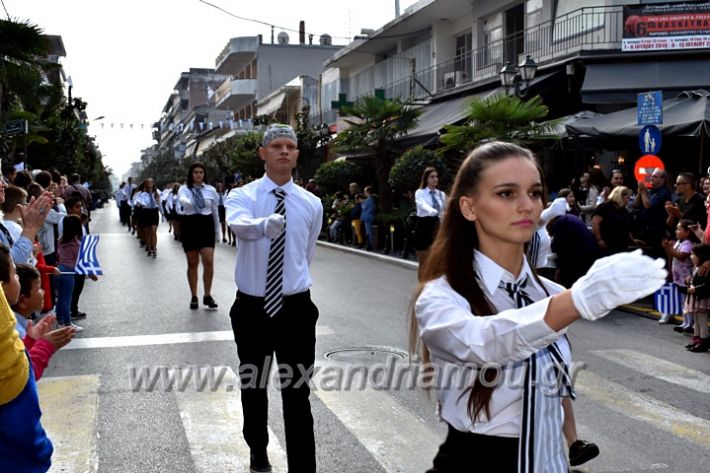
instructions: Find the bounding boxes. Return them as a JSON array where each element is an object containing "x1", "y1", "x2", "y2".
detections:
[
  {"x1": 438, "y1": 93, "x2": 561, "y2": 155},
  {"x1": 0, "y1": 19, "x2": 50, "y2": 113},
  {"x1": 334, "y1": 95, "x2": 421, "y2": 212}
]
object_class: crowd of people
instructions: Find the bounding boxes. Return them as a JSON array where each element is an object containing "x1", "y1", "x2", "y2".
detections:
[
  {"x1": 1, "y1": 127, "x2": 704, "y2": 472},
  {"x1": 0, "y1": 166, "x2": 101, "y2": 471}
]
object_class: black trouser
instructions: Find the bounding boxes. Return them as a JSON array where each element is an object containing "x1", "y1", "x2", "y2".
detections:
[
  {"x1": 119, "y1": 201, "x2": 131, "y2": 226},
  {"x1": 230, "y1": 290, "x2": 318, "y2": 473},
  {"x1": 426, "y1": 424, "x2": 519, "y2": 473},
  {"x1": 71, "y1": 274, "x2": 85, "y2": 316}
]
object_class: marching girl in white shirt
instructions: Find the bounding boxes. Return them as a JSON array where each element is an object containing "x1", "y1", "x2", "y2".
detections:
[
  {"x1": 134, "y1": 178, "x2": 161, "y2": 258},
  {"x1": 178, "y1": 163, "x2": 220, "y2": 310},
  {"x1": 410, "y1": 141, "x2": 666, "y2": 473},
  {"x1": 414, "y1": 166, "x2": 446, "y2": 279}
]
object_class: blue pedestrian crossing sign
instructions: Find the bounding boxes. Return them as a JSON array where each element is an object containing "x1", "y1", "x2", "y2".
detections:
[
  {"x1": 639, "y1": 125, "x2": 662, "y2": 155},
  {"x1": 637, "y1": 91, "x2": 663, "y2": 125}
]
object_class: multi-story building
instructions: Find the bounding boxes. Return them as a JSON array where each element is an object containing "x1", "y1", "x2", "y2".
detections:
[
  {"x1": 319, "y1": 0, "x2": 710, "y2": 179},
  {"x1": 157, "y1": 68, "x2": 231, "y2": 160},
  {"x1": 213, "y1": 32, "x2": 341, "y2": 121}
]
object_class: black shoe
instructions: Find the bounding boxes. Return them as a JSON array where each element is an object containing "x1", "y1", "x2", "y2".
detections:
[
  {"x1": 249, "y1": 450, "x2": 272, "y2": 473},
  {"x1": 222, "y1": 238, "x2": 227, "y2": 243},
  {"x1": 203, "y1": 295, "x2": 218, "y2": 309},
  {"x1": 569, "y1": 439, "x2": 599, "y2": 466},
  {"x1": 683, "y1": 326, "x2": 694, "y2": 334},
  {"x1": 71, "y1": 311, "x2": 87, "y2": 320},
  {"x1": 673, "y1": 326, "x2": 686, "y2": 333},
  {"x1": 190, "y1": 296, "x2": 198, "y2": 310},
  {"x1": 231, "y1": 241, "x2": 236, "y2": 247}
]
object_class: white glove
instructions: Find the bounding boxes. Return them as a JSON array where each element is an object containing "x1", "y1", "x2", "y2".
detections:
[
  {"x1": 571, "y1": 249, "x2": 667, "y2": 321},
  {"x1": 263, "y1": 214, "x2": 285, "y2": 239}
]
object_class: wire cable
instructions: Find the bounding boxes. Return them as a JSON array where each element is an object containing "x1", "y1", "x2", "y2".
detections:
[
  {"x1": 1, "y1": 0, "x2": 10, "y2": 20},
  {"x1": 198, "y1": 0, "x2": 351, "y2": 41}
]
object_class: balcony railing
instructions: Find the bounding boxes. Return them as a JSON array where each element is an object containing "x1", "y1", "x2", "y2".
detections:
[{"x1": 347, "y1": 6, "x2": 624, "y2": 105}]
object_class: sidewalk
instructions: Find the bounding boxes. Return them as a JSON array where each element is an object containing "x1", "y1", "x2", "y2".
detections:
[{"x1": 319, "y1": 241, "x2": 709, "y2": 326}]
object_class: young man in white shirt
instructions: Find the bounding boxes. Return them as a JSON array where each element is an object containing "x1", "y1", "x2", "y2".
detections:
[{"x1": 226, "y1": 124, "x2": 323, "y2": 473}]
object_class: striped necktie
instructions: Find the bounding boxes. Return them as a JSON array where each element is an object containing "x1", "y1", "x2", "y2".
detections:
[
  {"x1": 500, "y1": 275, "x2": 572, "y2": 473},
  {"x1": 264, "y1": 188, "x2": 287, "y2": 317}
]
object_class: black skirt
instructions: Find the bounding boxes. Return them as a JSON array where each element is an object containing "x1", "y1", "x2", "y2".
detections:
[
  {"x1": 133, "y1": 207, "x2": 145, "y2": 227},
  {"x1": 426, "y1": 424, "x2": 518, "y2": 473},
  {"x1": 142, "y1": 208, "x2": 159, "y2": 226},
  {"x1": 181, "y1": 214, "x2": 216, "y2": 252},
  {"x1": 414, "y1": 216, "x2": 440, "y2": 251},
  {"x1": 218, "y1": 205, "x2": 226, "y2": 223}
]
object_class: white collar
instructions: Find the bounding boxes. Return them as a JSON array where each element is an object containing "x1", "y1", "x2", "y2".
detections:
[
  {"x1": 473, "y1": 249, "x2": 535, "y2": 295},
  {"x1": 261, "y1": 174, "x2": 295, "y2": 195}
]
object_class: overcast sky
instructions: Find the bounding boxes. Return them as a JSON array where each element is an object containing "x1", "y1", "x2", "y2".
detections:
[{"x1": 8, "y1": 0, "x2": 419, "y2": 179}]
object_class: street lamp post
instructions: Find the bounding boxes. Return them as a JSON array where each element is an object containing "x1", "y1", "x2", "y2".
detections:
[{"x1": 499, "y1": 55, "x2": 538, "y2": 98}]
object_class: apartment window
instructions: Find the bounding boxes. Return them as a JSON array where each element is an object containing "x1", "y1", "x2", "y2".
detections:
[{"x1": 455, "y1": 32, "x2": 472, "y2": 78}]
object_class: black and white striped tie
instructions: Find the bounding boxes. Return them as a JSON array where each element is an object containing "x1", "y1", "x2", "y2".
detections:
[
  {"x1": 265, "y1": 188, "x2": 287, "y2": 317},
  {"x1": 500, "y1": 276, "x2": 570, "y2": 473}
]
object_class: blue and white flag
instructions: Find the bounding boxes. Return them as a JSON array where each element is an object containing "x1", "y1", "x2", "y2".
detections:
[
  {"x1": 75, "y1": 234, "x2": 103, "y2": 276},
  {"x1": 653, "y1": 282, "x2": 683, "y2": 315}
]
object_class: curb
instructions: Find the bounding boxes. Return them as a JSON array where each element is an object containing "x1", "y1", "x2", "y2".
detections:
[{"x1": 317, "y1": 241, "x2": 418, "y2": 271}]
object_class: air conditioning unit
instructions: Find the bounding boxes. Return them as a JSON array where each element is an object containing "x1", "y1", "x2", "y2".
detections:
[{"x1": 443, "y1": 71, "x2": 467, "y2": 89}]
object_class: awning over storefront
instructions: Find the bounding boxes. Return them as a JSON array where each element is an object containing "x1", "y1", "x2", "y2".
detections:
[
  {"x1": 195, "y1": 135, "x2": 218, "y2": 157},
  {"x1": 566, "y1": 90, "x2": 710, "y2": 139},
  {"x1": 582, "y1": 61, "x2": 710, "y2": 104},
  {"x1": 401, "y1": 87, "x2": 506, "y2": 146},
  {"x1": 257, "y1": 91, "x2": 287, "y2": 117}
]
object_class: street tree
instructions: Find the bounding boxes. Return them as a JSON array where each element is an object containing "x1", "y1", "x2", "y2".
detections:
[
  {"x1": 334, "y1": 95, "x2": 421, "y2": 212},
  {"x1": 438, "y1": 93, "x2": 561, "y2": 155}
]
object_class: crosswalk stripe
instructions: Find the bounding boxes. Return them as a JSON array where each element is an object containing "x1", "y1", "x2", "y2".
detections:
[
  {"x1": 591, "y1": 349, "x2": 710, "y2": 394},
  {"x1": 313, "y1": 373, "x2": 440, "y2": 473},
  {"x1": 575, "y1": 370, "x2": 710, "y2": 449},
  {"x1": 173, "y1": 366, "x2": 287, "y2": 472},
  {"x1": 38, "y1": 375, "x2": 100, "y2": 473},
  {"x1": 63, "y1": 326, "x2": 335, "y2": 350}
]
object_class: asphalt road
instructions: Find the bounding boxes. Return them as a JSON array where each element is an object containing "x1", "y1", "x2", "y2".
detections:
[{"x1": 38, "y1": 205, "x2": 710, "y2": 473}]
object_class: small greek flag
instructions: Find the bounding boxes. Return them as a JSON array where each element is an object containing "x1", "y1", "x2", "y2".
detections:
[
  {"x1": 75, "y1": 234, "x2": 103, "y2": 276},
  {"x1": 653, "y1": 282, "x2": 683, "y2": 315}
]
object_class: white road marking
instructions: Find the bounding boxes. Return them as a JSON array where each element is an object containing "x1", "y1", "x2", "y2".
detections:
[
  {"x1": 575, "y1": 370, "x2": 710, "y2": 449},
  {"x1": 39, "y1": 375, "x2": 100, "y2": 473},
  {"x1": 591, "y1": 349, "x2": 710, "y2": 394},
  {"x1": 64, "y1": 326, "x2": 335, "y2": 350},
  {"x1": 313, "y1": 371, "x2": 440, "y2": 473},
  {"x1": 173, "y1": 366, "x2": 287, "y2": 472}
]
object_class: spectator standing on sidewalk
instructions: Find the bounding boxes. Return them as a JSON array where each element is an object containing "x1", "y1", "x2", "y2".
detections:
[
  {"x1": 414, "y1": 167, "x2": 446, "y2": 279},
  {"x1": 659, "y1": 220, "x2": 698, "y2": 324},
  {"x1": 226, "y1": 124, "x2": 322, "y2": 473},
  {"x1": 0, "y1": 176, "x2": 52, "y2": 265},
  {"x1": 634, "y1": 169, "x2": 672, "y2": 258},
  {"x1": 665, "y1": 172, "x2": 707, "y2": 233},
  {"x1": 684, "y1": 243, "x2": 710, "y2": 352},
  {"x1": 361, "y1": 186, "x2": 377, "y2": 251},
  {"x1": 410, "y1": 141, "x2": 665, "y2": 472}
]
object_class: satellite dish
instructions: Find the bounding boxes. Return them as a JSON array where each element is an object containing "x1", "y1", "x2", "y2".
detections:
[
  {"x1": 277, "y1": 32, "x2": 290, "y2": 45},
  {"x1": 319, "y1": 34, "x2": 332, "y2": 46}
]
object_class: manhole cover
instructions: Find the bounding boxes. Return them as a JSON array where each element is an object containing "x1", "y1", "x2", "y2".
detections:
[{"x1": 323, "y1": 346, "x2": 408, "y2": 364}]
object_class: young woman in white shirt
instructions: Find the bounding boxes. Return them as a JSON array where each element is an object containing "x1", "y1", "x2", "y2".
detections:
[
  {"x1": 134, "y1": 178, "x2": 161, "y2": 258},
  {"x1": 410, "y1": 141, "x2": 666, "y2": 472},
  {"x1": 414, "y1": 167, "x2": 446, "y2": 279},
  {"x1": 178, "y1": 163, "x2": 220, "y2": 310}
]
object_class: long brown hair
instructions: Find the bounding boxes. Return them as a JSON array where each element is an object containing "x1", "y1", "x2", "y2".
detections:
[{"x1": 408, "y1": 141, "x2": 545, "y2": 423}]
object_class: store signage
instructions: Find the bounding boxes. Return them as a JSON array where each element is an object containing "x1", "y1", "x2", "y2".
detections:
[
  {"x1": 623, "y1": 1, "x2": 710, "y2": 51},
  {"x1": 637, "y1": 91, "x2": 663, "y2": 125},
  {"x1": 639, "y1": 125, "x2": 662, "y2": 155},
  {"x1": 4, "y1": 119, "x2": 28, "y2": 135},
  {"x1": 634, "y1": 154, "x2": 665, "y2": 188}
]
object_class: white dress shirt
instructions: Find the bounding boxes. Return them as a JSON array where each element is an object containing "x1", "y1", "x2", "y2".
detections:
[
  {"x1": 415, "y1": 187, "x2": 446, "y2": 218},
  {"x1": 134, "y1": 191, "x2": 159, "y2": 209},
  {"x1": 415, "y1": 250, "x2": 570, "y2": 437},
  {"x1": 122, "y1": 184, "x2": 135, "y2": 206},
  {"x1": 178, "y1": 184, "x2": 220, "y2": 236},
  {"x1": 226, "y1": 175, "x2": 323, "y2": 297}
]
